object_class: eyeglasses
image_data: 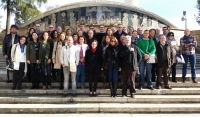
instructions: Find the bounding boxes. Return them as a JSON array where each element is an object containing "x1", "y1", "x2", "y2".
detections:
[
  {"x1": 49, "y1": 27, "x2": 53, "y2": 28},
  {"x1": 169, "y1": 35, "x2": 174, "y2": 37},
  {"x1": 111, "y1": 41, "x2": 116, "y2": 42}
]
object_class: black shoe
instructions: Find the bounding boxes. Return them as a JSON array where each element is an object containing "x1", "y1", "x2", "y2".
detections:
[
  {"x1": 18, "y1": 87, "x2": 21, "y2": 90},
  {"x1": 62, "y1": 94, "x2": 68, "y2": 97},
  {"x1": 192, "y1": 79, "x2": 198, "y2": 83},
  {"x1": 131, "y1": 94, "x2": 135, "y2": 98},
  {"x1": 172, "y1": 80, "x2": 178, "y2": 83},
  {"x1": 30, "y1": 86, "x2": 35, "y2": 89},
  {"x1": 7, "y1": 80, "x2": 11, "y2": 83},
  {"x1": 113, "y1": 91, "x2": 117, "y2": 97},
  {"x1": 72, "y1": 93, "x2": 77, "y2": 97},
  {"x1": 93, "y1": 93, "x2": 97, "y2": 97},
  {"x1": 148, "y1": 87, "x2": 154, "y2": 90},
  {"x1": 182, "y1": 79, "x2": 186, "y2": 83},
  {"x1": 12, "y1": 87, "x2": 16, "y2": 90},
  {"x1": 59, "y1": 85, "x2": 62, "y2": 90},
  {"x1": 138, "y1": 87, "x2": 142, "y2": 90},
  {"x1": 89, "y1": 94, "x2": 93, "y2": 97}
]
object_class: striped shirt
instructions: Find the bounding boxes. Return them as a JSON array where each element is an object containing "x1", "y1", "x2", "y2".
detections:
[{"x1": 180, "y1": 35, "x2": 197, "y2": 55}]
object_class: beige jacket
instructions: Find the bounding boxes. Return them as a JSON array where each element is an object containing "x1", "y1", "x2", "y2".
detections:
[{"x1": 52, "y1": 41, "x2": 64, "y2": 69}]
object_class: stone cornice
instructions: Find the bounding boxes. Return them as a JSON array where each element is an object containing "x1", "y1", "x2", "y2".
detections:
[{"x1": 20, "y1": 0, "x2": 177, "y2": 28}]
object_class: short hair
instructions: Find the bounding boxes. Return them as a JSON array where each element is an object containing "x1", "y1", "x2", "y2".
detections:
[
  {"x1": 78, "y1": 36, "x2": 87, "y2": 44},
  {"x1": 91, "y1": 40, "x2": 98, "y2": 46},
  {"x1": 99, "y1": 24, "x2": 104, "y2": 28},
  {"x1": 66, "y1": 36, "x2": 73, "y2": 41},
  {"x1": 87, "y1": 29, "x2": 93, "y2": 34},
  {"x1": 162, "y1": 26, "x2": 169, "y2": 30},
  {"x1": 118, "y1": 24, "x2": 122, "y2": 27},
  {"x1": 159, "y1": 34, "x2": 166, "y2": 40},
  {"x1": 125, "y1": 35, "x2": 132, "y2": 41},
  {"x1": 10, "y1": 25, "x2": 18, "y2": 29},
  {"x1": 167, "y1": 32, "x2": 174, "y2": 37},
  {"x1": 132, "y1": 30, "x2": 137, "y2": 33},
  {"x1": 144, "y1": 29, "x2": 149, "y2": 32},
  {"x1": 89, "y1": 24, "x2": 94, "y2": 28},
  {"x1": 73, "y1": 32, "x2": 78, "y2": 37}
]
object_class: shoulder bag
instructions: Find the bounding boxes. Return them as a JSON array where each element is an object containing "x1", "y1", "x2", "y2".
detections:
[{"x1": 146, "y1": 40, "x2": 157, "y2": 63}]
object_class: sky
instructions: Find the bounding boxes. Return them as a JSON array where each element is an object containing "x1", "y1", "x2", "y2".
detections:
[{"x1": 0, "y1": 0, "x2": 199, "y2": 30}]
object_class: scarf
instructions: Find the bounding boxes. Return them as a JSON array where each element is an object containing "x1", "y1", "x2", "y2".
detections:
[
  {"x1": 91, "y1": 48, "x2": 97, "y2": 53},
  {"x1": 20, "y1": 44, "x2": 25, "y2": 53}
]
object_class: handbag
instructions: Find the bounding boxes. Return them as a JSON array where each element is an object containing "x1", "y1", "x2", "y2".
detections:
[
  {"x1": 146, "y1": 40, "x2": 157, "y2": 63},
  {"x1": 6, "y1": 45, "x2": 17, "y2": 71},
  {"x1": 176, "y1": 54, "x2": 185, "y2": 64},
  {"x1": 69, "y1": 61, "x2": 77, "y2": 72}
]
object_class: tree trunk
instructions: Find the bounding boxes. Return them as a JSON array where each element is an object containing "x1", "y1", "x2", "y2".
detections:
[{"x1": 6, "y1": 0, "x2": 11, "y2": 35}]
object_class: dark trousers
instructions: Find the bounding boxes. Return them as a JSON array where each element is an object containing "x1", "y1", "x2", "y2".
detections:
[
  {"x1": 41, "y1": 62, "x2": 51, "y2": 86},
  {"x1": 156, "y1": 61, "x2": 169, "y2": 87},
  {"x1": 27, "y1": 64, "x2": 31, "y2": 81},
  {"x1": 151, "y1": 63, "x2": 157, "y2": 82},
  {"x1": 121, "y1": 66, "x2": 137, "y2": 95},
  {"x1": 51, "y1": 63, "x2": 56, "y2": 81},
  {"x1": 6, "y1": 58, "x2": 10, "y2": 80},
  {"x1": 88, "y1": 73, "x2": 98, "y2": 92},
  {"x1": 30, "y1": 63, "x2": 39, "y2": 86},
  {"x1": 13, "y1": 63, "x2": 25, "y2": 89},
  {"x1": 55, "y1": 66, "x2": 64, "y2": 86},
  {"x1": 170, "y1": 63, "x2": 177, "y2": 81}
]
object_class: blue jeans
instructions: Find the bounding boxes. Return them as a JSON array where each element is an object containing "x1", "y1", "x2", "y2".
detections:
[
  {"x1": 139, "y1": 59, "x2": 152, "y2": 87},
  {"x1": 76, "y1": 65, "x2": 85, "y2": 86},
  {"x1": 182, "y1": 54, "x2": 196, "y2": 80},
  {"x1": 108, "y1": 69, "x2": 118, "y2": 83}
]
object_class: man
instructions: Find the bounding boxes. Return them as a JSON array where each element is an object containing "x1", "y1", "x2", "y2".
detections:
[
  {"x1": 156, "y1": 28, "x2": 161, "y2": 42},
  {"x1": 123, "y1": 27, "x2": 127, "y2": 33},
  {"x1": 61, "y1": 36, "x2": 79, "y2": 97},
  {"x1": 114, "y1": 24, "x2": 127, "y2": 44},
  {"x1": 180, "y1": 29, "x2": 198, "y2": 83},
  {"x1": 137, "y1": 30, "x2": 156, "y2": 90},
  {"x1": 156, "y1": 35, "x2": 173, "y2": 89},
  {"x1": 137, "y1": 27, "x2": 143, "y2": 39},
  {"x1": 87, "y1": 30, "x2": 98, "y2": 48},
  {"x1": 119, "y1": 34, "x2": 126, "y2": 48},
  {"x1": 131, "y1": 30, "x2": 139, "y2": 45},
  {"x1": 95, "y1": 24, "x2": 105, "y2": 45},
  {"x1": 79, "y1": 24, "x2": 88, "y2": 38},
  {"x1": 162, "y1": 26, "x2": 169, "y2": 37},
  {"x1": 2, "y1": 25, "x2": 20, "y2": 82},
  {"x1": 57, "y1": 26, "x2": 62, "y2": 35},
  {"x1": 120, "y1": 36, "x2": 142, "y2": 98},
  {"x1": 111, "y1": 27, "x2": 116, "y2": 33},
  {"x1": 48, "y1": 24, "x2": 54, "y2": 35},
  {"x1": 34, "y1": 23, "x2": 43, "y2": 38},
  {"x1": 128, "y1": 27, "x2": 134, "y2": 36}
]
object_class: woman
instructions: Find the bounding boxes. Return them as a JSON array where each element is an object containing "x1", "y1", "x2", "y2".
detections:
[
  {"x1": 26, "y1": 32, "x2": 40, "y2": 89},
  {"x1": 102, "y1": 37, "x2": 120, "y2": 97},
  {"x1": 73, "y1": 33, "x2": 78, "y2": 45},
  {"x1": 149, "y1": 29, "x2": 158, "y2": 82},
  {"x1": 11, "y1": 36, "x2": 27, "y2": 90},
  {"x1": 38, "y1": 31, "x2": 53, "y2": 90},
  {"x1": 50, "y1": 30, "x2": 58, "y2": 82},
  {"x1": 76, "y1": 36, "x2": 88, "y2": 89},
  {"x1": 167, "y1": 32, "x2": 179, "y2": 82},
  {"x1": 78, "y1": 30, "x2": 83, "y2": 37},
  {"x1": 105, "y1": 28, "x2": 113, "y2": 36},
  {"x1": 85, "y1": 40, "x2": 102, "y2": 96},
  {"x1": 101, "y1": 35, "x2": 111, "y2": 89},
  {"x1": 52, "y1": 32, "x2": 66, "y2": 90},
  {"x1": 66, "y1": 29, "x2": 73, "y2": 36},
  {"x1": 27, "y1": 28, "x2": 36, "y2": 43}
]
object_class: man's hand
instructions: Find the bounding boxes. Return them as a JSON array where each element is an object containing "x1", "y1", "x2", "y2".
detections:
[
  {"x1": 62, "y1": 64, "x2": 65, "y2": 68},
  {"x1": 27, "y1": 60, "x2": 30, "y2": 64},
  {"x1": 36, "y1": 60, "x2": 39, "y2": 64},
  {"x1": 130, "y1": 48, "x2": 134, "y2": 52},
  {"x1": 47, "y1": 59, "x2": 51, "y2": 64},
  {"x1": 52, "y1": 59, "x2": 55, "y2": 64},
  {"x1": 4, "y1": 55, "x2": 8, "y2": 59},
  {"x1": 144, "y1": 54, "x2": 150, "y2": 60}
]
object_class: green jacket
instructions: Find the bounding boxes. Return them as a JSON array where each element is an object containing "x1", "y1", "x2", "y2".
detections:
[
  {"x1": 26, "y1": 41, "x2": 39, "y2": 63},
  {"x1": 38, "y1": 42, "x2": 53, "y2": 65},
  {"x1": 137, "y1": 39, "x2": 156, "y2": 57}
]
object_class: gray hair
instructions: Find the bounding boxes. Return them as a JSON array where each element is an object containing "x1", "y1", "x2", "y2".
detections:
[
  {"x1": 125, "y1": 35, "x2": 132, "y2": 41},
  {"x1": 159, "y1": 34, "x2": 166, "y2": 40}
]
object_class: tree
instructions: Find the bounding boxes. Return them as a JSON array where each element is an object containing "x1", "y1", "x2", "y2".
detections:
[
  {"x1": 0, "y1": 0, "x2": 48, "y2": 35},
  {"x1": 195, "y1": 0, "x2": 200, "y2": 25}
]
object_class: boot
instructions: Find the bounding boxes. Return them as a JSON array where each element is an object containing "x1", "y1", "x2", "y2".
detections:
[
  {"x1": 109, "y1": 82, "x2": 113, "y2": 97},
  {"x1": 113, "y1": 83, "x2": 118, "y2": 97}
]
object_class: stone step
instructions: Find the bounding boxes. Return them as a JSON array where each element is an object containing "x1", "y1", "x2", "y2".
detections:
[
  {"x1": 0, "y1": 82, "x2": 200, "y2": 88},
  {"x1": 0, "y1": 95, "x2": 199, "y2": 104},
  {"x1": 1, "y1": 114, "x2": 200, "y2": 117},
  {"x1": 0, "y1": 88, "x2": 200, "y2": 96},
  {"x1": 0, "y1": 103, "x2": 200, "y2": 113}
]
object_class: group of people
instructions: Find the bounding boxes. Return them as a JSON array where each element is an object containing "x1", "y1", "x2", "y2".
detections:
[{"x1": 2, "y1": 23, "x2": 197, "y2": 98}]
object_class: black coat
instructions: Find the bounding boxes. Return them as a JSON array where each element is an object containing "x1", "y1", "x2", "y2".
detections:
[
  {"x1": 102, "y1": 46, "x2": 120, "y2": 70},
  {"x1": 95, "y1": 32, "x2": 105, "y2": 46},
  {"x1": 2, "y1": 33, "x2": 20, "y2": 59},
  {"x1": 113, "y1": 31, "x2": 127, "y2": 44},
  {"x1": 85, "y1": 49, "x2": 102, "y2": 74},
  {"x1": 120, "y1": 44, "x2": 142, "y2": 70},
  {"x1": 26, "y1": 41, "x2": 40, "y2": 63},
  {"x1": 156, "y1": 42, "x2": 173, "y2": 68},
  {"x1": 87, "y1": 37, "x2": 98, "y2": 49}
]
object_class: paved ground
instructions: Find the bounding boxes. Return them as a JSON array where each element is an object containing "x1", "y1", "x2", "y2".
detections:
[{"x1": 0, "y1": 114, "x2": 200, "y2": 117}]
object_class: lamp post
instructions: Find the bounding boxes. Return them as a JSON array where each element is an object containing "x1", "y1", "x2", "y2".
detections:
[{"x1": 181, "y1": 11, "x2": 187, "y2": 29}]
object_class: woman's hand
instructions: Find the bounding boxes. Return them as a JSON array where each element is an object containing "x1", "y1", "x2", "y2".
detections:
[
  {"x1": 36, "y1": 60, "x2": 40, "y2": 64},
  {"x1": 47, "y1": 59, "x2": 51, "y2": 64},
  {"x1": 52, "y1": 59, "x2": 55, "y2": 64},
  {"x1": 27, "y1": 60, "x2": 30, "y2": 64}
]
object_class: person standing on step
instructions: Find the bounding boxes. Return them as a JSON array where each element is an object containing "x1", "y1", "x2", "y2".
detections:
[
  {"x1": 120, "y1": 36, "x2": 142, "y2": 98},
  {"x1": 167, "y1": 32, "x2": 179, "y2": 83},
  {"x1": 180, "y1": 29, "x2": 198, "y2": 83},
  {"x1": 26, "y1": 32, "x2": 40, "y2": 89},
  {"x1": 11, "y1": 36, "x2": 27, "y2": 90},
  {"x1": 52, "y1": 32, "x2": 66, "y2": 90},
  {"x1": 38, "y1": 32, "x2": 53, "y2": 90},
  {"x1": 156, "y1": 35, "x2": 173, "y2": 89},
  {"x1": 137, "y1": 30, "x2": 156, "y2": 90},
  {"x1": 102, "y1": 37, "x2": 120, "y2": 97},
  {"x1": 61, "y1": 36, "x2": 79, "y2": 97},
  {"x1": 85, "y1": 40, "x2": 102, "y2": 97},
  {"x1": 3, "y1": 25, "x2": 20, "y2": 83},
  {"x1": 114, "y1": 24, "x2": 127, "y2": 45},
  {"x1": 76, "y1": 36, "x2": 88, "y2": 89}
]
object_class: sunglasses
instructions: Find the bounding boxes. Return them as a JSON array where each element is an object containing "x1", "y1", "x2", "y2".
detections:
[{"x1": 111, "y1": 41, "x2": 116, "y2": 42}]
